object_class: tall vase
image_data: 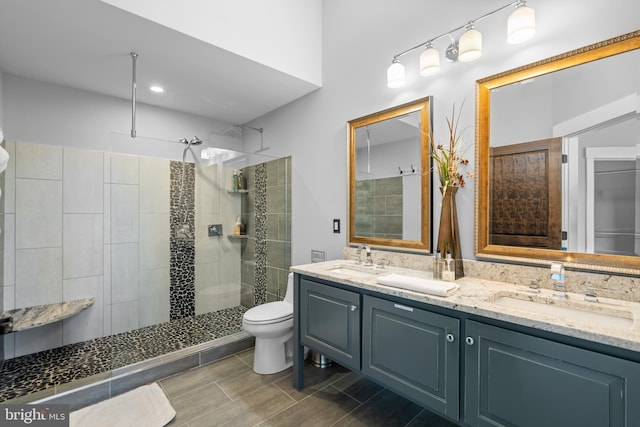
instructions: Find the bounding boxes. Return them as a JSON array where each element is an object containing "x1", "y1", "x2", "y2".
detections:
[{"x1": 437, "y1": 186, "x2": 464, "y2": 279}]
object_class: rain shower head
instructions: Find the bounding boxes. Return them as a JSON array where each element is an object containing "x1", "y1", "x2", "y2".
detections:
[{"x1": 179, "y1": 136, "x2": 203, "y2": 146}]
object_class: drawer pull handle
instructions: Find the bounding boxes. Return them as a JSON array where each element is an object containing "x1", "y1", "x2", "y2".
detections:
[
  {"x1": 393, "y1": 304, "x2": 414, "y2": 312},
  {"x1": 446, "y1": 333, "x2": 455, "y2": 343},
  {"x1": 465, "y1": 336, "x2": 475, "y2": 346},
  {"x1": 350, "y1": 305, "x2": 358, "y2": 312}
]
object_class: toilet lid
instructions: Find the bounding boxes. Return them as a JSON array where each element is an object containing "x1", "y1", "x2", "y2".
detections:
[{"x1": 244, "y1": 301, "x2": 293, "y2": 324}]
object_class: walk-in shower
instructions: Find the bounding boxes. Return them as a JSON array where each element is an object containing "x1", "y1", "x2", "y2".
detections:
[{"x1": 0, "y1": 134, "x2": 291, "y2": 403}]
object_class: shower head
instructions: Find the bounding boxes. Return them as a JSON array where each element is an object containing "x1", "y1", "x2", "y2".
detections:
[{"x1": 179, "y1": 136, "x2": 203, "y2": 146}]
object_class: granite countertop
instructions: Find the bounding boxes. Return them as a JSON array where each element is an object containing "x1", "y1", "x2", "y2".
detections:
[
  {"x1": 291, "y1": 260, "x2": 640, "y2": 353},
  {"x1": 0, "y1": 298, "x2": 95, "y2": 334}
]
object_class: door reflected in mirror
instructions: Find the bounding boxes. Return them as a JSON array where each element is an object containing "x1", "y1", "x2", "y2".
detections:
[
  {"x1": 476, "y1": 30, "x2": 640, "y2": 273},
  {"x1": 349, "y1": 97, "x2": 432, "y2": 251}
]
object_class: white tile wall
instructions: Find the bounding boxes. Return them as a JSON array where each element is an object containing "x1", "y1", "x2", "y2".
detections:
[
  {"x1": 15, "y1": 179, "x2": 62, "y2": 249},
  {"x1": 15, "y1": 143, "x2": 62, "y2": 180},
  {"x1": 139, "y1": 214, "x2": 170, "y2": 270},
  {"x1": 63, "y1": 148, "x2": 103, "y2": 213},
  {"x1": 139, "y1": 268, "x2": 170, "y2": 327},
  {"x1": 110, "y1": 301, "x2": 139, "y2": 335},
  {"x1": 110, "y1": 154, "x2": 139, "y2": 185},
  {"x1": 14, "y1": 323, "x2": 62, "y2": 357},
  {"x1": 3, "y1": 213, "x2": 15, "y2": 290},
  {"x1": 63, "y1": 214, "x2": 104, "y2": 279},
  {"x1": 140, "y1": 157, "x2": 169, "y2": 214},
  {"x1": 195, "y1": 163, "x2": 220, "y2": 214},
  {"x1": 110, "y1": 243, "x2": 139, "y2": 304},
  {"x1": 3, "y1": 142, "x2": 15, "y2": 214},
  {"x1": 62, "y1": 275, "x2": 104, "y2": 344},
  {"x1": 2, "y1": 285, "x2": 14, "y2": 312},
  {"x1": 195, "y1": 262, "x2": 239, "y2": 314},
  {"x1": 110, "y1": 184, "x2": 139, "y2": 244},
  {"x1": 15, "y1": 247, "x2": 62, "y2": 307},
  {"x1": 194, "y1": 213, "x2": 221, "y2": 265}
]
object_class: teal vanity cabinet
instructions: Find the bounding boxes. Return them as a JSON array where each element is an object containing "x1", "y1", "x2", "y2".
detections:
[
  {"x1": 299, "y1": 277, "x2": 361, "y2": 370},
  {"x1": 363, "y1": 295, "x2": 460, "y2": 420},
  {"x1": 294, "y1": 273, "x2": 640, "y2": 426},
  {"x1": 464, "y1": 320, "x2": 640, "y2": 427}
]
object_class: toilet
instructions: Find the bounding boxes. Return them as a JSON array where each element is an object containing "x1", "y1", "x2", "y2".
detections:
[{"x1": 242, "y1": 273, "x2": 295, "y2": 374}]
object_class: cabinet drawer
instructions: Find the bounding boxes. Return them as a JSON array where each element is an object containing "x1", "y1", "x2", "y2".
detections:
[
  {"x1": 465, "y1": 320, "x2": 640, "y2": 427},
  {"x1": 299, "y1": 278, "x2": 361, "y2": 370},
  {"x1": 363, "y1": 295, "x2": 460, "y2": 420}
]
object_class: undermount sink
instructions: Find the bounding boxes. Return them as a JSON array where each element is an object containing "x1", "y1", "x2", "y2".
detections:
[
  {"x1": 486, "y1": 291, "x2": 634, "y2": 329},
  {"x1": 327, "y1": 264, "x2": 382, "y2": 279}
]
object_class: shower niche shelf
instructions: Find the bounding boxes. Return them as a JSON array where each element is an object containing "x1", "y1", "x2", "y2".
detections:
[
  {"x1": 227, "y1": 190, "x2": 248, "y2": 194},
  {"x1": 227, "y1": 234, "x2": 249, "y2": 240},
  {"x1": 0, "y1": 297, "x2": 95, "y2": 334}
]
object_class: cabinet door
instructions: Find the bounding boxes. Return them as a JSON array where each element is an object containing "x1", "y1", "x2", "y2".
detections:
[
  {"x1": 363, "y1": 295, "x2": 460, "y2": 421},
  {"x1": 465, "y1": 320, "x2": 640, "y2": 427},
  {"x1": 299, "y1": 278, "x2": 361, "y2": 371}
]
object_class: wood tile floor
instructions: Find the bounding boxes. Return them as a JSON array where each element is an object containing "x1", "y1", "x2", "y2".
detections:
[{"x1": 159, "y1": 349, "x2": 458, "y2": 427}]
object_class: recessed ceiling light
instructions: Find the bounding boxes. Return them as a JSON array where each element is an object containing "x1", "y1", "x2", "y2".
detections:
[{"x1": 150, "y1": 85, "x2": 164, "y2": 93}]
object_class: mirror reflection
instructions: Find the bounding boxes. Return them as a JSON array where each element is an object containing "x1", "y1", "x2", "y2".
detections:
[
  {"x1": 349, "y1": 97, "x2": 432, "y2": 251},
  {"x1": 476, "y1": 30, "x2": 640, "y2": 272}
]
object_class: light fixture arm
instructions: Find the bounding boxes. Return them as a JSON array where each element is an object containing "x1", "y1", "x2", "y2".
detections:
[{"x1": 389, "y1": 0, "x2": 524, "y2": 62}]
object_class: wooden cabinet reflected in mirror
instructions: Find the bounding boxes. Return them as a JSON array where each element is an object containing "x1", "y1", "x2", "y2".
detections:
[
  {"x1": 348, "y1": 97, "x2": 433, "y2": 252},
  {"x1": 476, "y1": 30, "x2": 640, "y2": 273}
]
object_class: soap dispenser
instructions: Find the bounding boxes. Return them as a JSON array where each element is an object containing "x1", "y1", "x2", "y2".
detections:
[{"x1": 442, "y1": 252, "x2": 456, "y2": 281}]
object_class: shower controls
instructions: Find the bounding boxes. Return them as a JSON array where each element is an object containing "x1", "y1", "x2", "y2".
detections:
[{"x1": 208, "y1": 224, "x2": 223, "y2": 237}]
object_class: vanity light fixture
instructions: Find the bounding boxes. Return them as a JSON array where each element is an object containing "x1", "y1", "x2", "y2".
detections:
[
  {"x1": 458, "y1": 24, "x2": 482, "y2": 62},
  {"x1": 150, "y1": 85, "x2": 164, "y2": 93},
  {"x1": 386, "y1": 0, "x2": 535, "y2": 88}
]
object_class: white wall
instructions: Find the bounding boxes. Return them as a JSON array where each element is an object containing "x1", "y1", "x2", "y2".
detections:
[
  {"x1": 244, "y1": 0, "x2": 640, "y2": 265},
  {"x1": 101, "y1": 0, "x2": 322, "y2": 86},
  {"x1": 2, "y1": 73, "x2": 242, "y2": 159}
]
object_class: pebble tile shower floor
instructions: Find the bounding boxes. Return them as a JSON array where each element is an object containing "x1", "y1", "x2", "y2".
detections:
[{"x1": 0, "y1": 306, "x2": 247, "y2": 402}]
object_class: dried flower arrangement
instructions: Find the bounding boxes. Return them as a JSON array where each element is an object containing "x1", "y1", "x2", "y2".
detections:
[{"x1": 430, "y1": 102, "x2": 474, "y2": 194}]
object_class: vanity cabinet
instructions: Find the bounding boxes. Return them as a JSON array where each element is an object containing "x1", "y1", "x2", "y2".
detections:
[
  {"x1": 299, "y1": 277, "x2": 361, "y2": 370},
  {"x1": 464, "y1": 320, "x2": 640, "y2": 427},
  {"x1": 363, "y1": 295, "x2": 460, "y2": 420},
  {"x1": 294, "y1": 274, "x2": 640, "y2": 426}
]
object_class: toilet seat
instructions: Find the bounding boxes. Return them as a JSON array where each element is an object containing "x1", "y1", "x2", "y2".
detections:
[{"x1": 243, "y1": 302, "x2": 293, "y2": 325}]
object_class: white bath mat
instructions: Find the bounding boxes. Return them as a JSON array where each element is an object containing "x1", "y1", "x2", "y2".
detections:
[{"x1": 70, "y1": 383, "x2": 176, "y2": 427}]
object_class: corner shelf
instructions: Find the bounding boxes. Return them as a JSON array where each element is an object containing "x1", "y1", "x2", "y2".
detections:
[
  {"x1": 227, "y1": 234, "x2": 249, "y2": 240},
  {"x1": 0, "y1": 297, "x2": 95, "y2": 334}
]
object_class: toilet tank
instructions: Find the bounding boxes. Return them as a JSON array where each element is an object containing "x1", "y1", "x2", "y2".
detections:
[{"x1": 284, "y1": 273, "x2": 294, "y2": 304}]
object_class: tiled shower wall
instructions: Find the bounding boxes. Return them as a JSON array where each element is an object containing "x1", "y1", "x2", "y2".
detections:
[
  {"x1": 355, "y1": 176, "x2": 403, "y2": 239},
  {"x1": 1, "y1": 142, "x2": 242, "y2": 359},
  {"x1": 241, "y1": 157, "x2": 291, "y2": 307}
]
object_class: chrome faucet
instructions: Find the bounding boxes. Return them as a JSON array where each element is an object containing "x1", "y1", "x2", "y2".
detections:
[
  {"x1": 550, "y1": 262, "x2": 567, "y2": 299},
  {"x1": 357, "y1": 244, "x2": 373, "y2": 266}
]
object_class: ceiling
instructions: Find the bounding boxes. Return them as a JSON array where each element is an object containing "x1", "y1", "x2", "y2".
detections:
[{"x1": 0, "y1": 0, "x2": 320, "y2": 124}]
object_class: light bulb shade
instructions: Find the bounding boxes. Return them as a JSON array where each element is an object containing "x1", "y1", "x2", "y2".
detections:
[
  {"x1": 507, "y1": 5, "x2": 536, "y2": 44},
  {"x1": 419, "y1": 47, "x2": 440, "y2": 76},
  {"x1": 387, "y1": 61, "x2": 406, "y2": 88},
  {"x1": 458, "y1": 28, "x2": 482, "y2": 62}
]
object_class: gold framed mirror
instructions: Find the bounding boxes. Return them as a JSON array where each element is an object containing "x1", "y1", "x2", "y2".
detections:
[
  {"x1": 476, "y1": 30, "x2": 640, "y2": 273},
  {"x1": 348, "y1": 96, "x2": 432, "y2": 251}
]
